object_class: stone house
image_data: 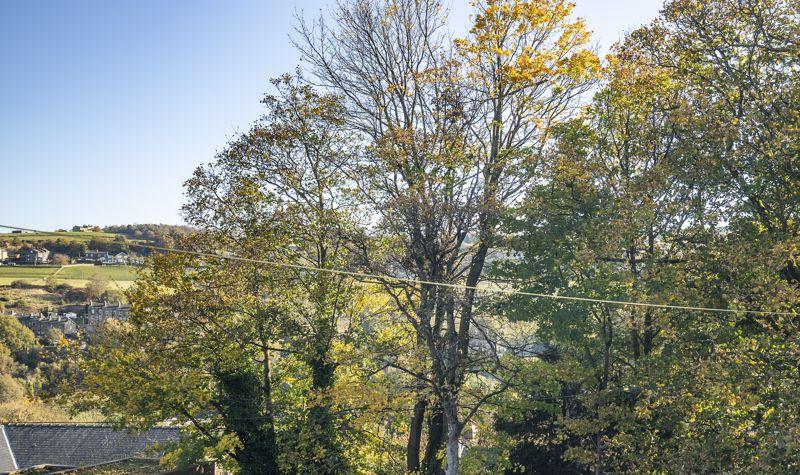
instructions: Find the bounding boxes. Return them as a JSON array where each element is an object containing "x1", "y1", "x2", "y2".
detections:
[
  {"x1": 18, "y1": 248, "x2": 50, "y2": 264},
  {"x1": 110, "y1": 252, "x2": 129, "y2": 264},
  {"x1": 16, "y1": 313, "x2": 78, "y2": 339},
  {"x1": 82, "y1": 250, "x2": 109, "y2": 263},
  {"x1": 85, "y1": 301, "x2": 131, "y2": 333}
]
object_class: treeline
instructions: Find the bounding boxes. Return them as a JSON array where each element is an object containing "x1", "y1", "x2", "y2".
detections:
[
  {"x1": 68, "y1": 1, "x2": 800, "y2": 474},
  {"x1": 1, "y1": 238, "x2": 126, "y2": 259},
  {"x1": 102, "y1": 224, "x2": 193, "y2": 246}
]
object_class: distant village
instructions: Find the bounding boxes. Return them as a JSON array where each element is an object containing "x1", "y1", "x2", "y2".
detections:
[
  {"x1": 0, "y1": 247, "x2": 144, "y2": 266},
  {"x1": 10, "y1": 300, "x2": 131, "y2": 341}
]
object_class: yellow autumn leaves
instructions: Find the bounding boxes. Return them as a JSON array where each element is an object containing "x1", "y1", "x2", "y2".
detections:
[{"x1": 457, "y1": 0, "x2": 601, "y2": 88}]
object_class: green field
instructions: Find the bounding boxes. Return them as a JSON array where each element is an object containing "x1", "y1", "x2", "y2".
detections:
[
  {"x1": 0, "y1": 230, "x2": 121, "y2": 243},
  {"x1": 0, "y1": 264, "x2": 138, "y2": 289},
  {"x1": 58, "y1": 264, "x2": 138, "y2": 280},
  {"x1": 0, "y1": 266, "x2": 58, "y2": 282}
]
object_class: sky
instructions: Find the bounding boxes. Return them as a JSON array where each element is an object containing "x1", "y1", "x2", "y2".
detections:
[{"x1": 0, "y1": 0, "x2": 664, "y2": 231}]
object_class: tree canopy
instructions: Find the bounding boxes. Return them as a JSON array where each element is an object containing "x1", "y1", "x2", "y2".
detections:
[{"x1": 70, "y1": 0, "x2": 800, "y2": 473}]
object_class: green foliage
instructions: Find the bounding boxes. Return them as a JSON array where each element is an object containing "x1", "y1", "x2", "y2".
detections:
[
  {"x1": 0, "y1": 315, "x2": 36, "y2": 353},
  {"x1": 62, "y1": 0, "x2": 800, "y2": 473},
  {"x1": 72, "y1": 75, "x2": 370, "y2": 474},
  {"x1": 490, "y1": 0, "x2": 800, "y2": 472}
]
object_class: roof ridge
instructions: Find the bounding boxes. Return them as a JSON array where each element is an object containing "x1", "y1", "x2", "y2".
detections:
[
  {"x1": 2, "y1": 422, "x2": 178, "y2": 428},
  {"x1": 3, "y1": 423, "x2": 114, "y2": 427}
]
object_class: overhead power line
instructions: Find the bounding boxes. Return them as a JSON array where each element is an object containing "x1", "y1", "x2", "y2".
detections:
[{"x1": 0, "y1": 224, "x2": 795, "y2": 317}]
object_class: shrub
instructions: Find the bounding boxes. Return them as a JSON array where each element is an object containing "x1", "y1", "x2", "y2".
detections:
[
  {"x1": 0, "y1": 315, "x2": 37, "y2": 353},
  {"x1": 85, "y1": 274, "x2": 110, "y2": 299},
  {"x1": 52, "y1": 253, "x2": 70, "y2": 266},
  {"x1": 0, "y1": 374, "x2": 24, "y2": 404},
  {"x1": 65, "y1": 287, "x2": 89, "y2": 303}
]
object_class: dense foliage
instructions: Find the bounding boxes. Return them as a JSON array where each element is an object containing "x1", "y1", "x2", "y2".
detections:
[{"x1": 70, "y1": 0, "x2": 800, "y2": 473}]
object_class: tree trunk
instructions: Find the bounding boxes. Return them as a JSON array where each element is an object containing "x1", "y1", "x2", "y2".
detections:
[
  {"x1": 215, "y1": 366, "x2": 279, "y2": 475},
  {"x1": 422, "y1": 401, "x2": 446, "y2": 475},
  {"x1": 307, "y1": 355, "x2": 346, "y2": 474},
  {"x1": 443, "y1": 400, "x2": 461, "y2": 475},
  {"x1": 407, "y1": 398, "x2": 427, "y2": 471}
]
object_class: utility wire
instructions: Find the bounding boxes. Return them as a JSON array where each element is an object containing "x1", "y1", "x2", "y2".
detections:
[{"x1": 0, "y1": 224, "x2": 796, "y2": 317}]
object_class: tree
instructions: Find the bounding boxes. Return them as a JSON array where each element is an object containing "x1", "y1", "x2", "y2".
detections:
[
  {"x1": 494, "y1": 0, "x2": 800, "y2": 472},
  {"x1": 183, "y1": 74, "x2": 363, "y2": 473},
  {"x1": 623, "y1": 0, "x2": 800, "y2": 468},
  {"x1": 0, "y1": 344, "x2": 24, "y2": 376},
  {"x1": 85, "y1": 274, "x2": 110, "y2": 300},
  {"x1": 75, "y1": 76, "x2": 366, "y2": 473},
  {"x1": 296, "y1": 0, "x2": 598, "y2": 472},
  {"x1": 0, "y1": 374, "x2": 24, "y2": 404},
  {"x1": 52, "y1": 253, "x2": 69, "y2": 266},
  {"x1": 65, "y1": 0, "x2": 800, "y2": 472},
  {"x1": 0, "y1": 316, "x2": 36, "y2": 354}
]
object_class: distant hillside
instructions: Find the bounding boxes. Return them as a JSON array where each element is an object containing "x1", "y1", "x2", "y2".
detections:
[
  {"x1": 0, "y1": 224, "x2": 193, "y2": 262},
  {"x1": 102, "y1": 223, "x2": 193, "y2": 242},
  {"x1": 0, "y1": 230, "x2": 119, "y2": 244},
  {"x1": 1, "y1": 224, "x2": 193, "y2": 248}
]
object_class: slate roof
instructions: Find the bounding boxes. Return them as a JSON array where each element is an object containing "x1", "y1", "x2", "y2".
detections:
[
  {"x1": 86, "y1": 301, "x2": 130, "y2": 309},
  {"x1": 0, "y1": 426, "x2": 16, "y2": 474},
  {"x1": 0, "y1": 424, "x2": 180, "y2": 472}
]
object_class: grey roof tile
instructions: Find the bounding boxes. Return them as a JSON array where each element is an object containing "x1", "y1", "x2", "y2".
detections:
[
  {"x1": 0, "y1": 426, "x2": 17, "y2": 473},
  {"x1": 2, "y1": 424, "x2": 180, "y2": 471}
]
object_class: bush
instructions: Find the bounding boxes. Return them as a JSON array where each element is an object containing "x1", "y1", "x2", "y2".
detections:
[
  {"x1": 44, "y1": 276, "x2": 59, "y2": 292},
  {"x1": 52, "y1": 253, "x2": 70, "y2": 265},
  {"x1": 0, "y1": 399, "x2": 103, "y2": 423},
  {"x1": 10, "y1": 299, "x2": 33, "y2": 312},
  {"x1": 0, "y1": 344, "x2": 23, "y2": 376},
  {"x1": 55, "y1": 284, "x2": 72, "y2": 293},
  {"x1": 85, "y1": 274, "x2": 110, "y2": 299},
  {"x1": 0, "y1": 315, "x2": 37, "y2": 353},
  {"x1": 0, "y1": 374, "x2": 24, "y2": 404},
  {"x1": 65, "y1": 287, "x2": 89, "y2": 303},
  {"x1": 101, "y1": 289, "x2": 125, "y2": 303}
]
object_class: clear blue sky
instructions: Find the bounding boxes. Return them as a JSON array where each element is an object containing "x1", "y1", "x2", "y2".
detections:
[{"x1": 0, "y1": 0, "x2": 663, "y2": 231}]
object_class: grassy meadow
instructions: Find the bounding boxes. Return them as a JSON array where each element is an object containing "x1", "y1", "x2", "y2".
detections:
[{"x1": 0, "y1": 264, "x2": 138, "y2": 289}]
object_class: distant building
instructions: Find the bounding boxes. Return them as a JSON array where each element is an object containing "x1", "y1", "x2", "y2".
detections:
[
  {"x1": 18, "y1": 247, "x2": 50, "y2": 264},
  {"x1": 83, "y1": 250, "x2": 109, "y2": 263},
  {"x1": 82, "y1": 250, "x2": 128, "y2": 265},
  {"x1": 85, "y1": 301, "x2": 131, "y2": 332},
  {"x1": 16, "y1": 313, "x2": 78, "y2": 339},
  {"x1": 110, "y1": 252, "x2": 129, "y2": 265}
]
